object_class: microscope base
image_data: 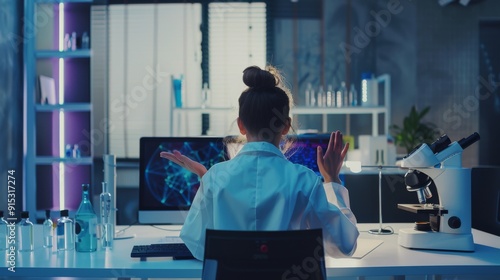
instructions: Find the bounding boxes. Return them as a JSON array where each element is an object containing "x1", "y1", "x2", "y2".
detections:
[{"x1": 398, "y1": 228, "x2": 475, "y2": 252}]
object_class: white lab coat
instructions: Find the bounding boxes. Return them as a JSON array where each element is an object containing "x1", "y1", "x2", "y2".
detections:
[{"x1": 180, "y1": 141, "x2": 359, "y2": 260}]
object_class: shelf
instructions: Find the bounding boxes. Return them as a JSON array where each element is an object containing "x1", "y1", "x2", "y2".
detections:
[
  {"x1": 35, "y1": 49, "x2": 91, "y2": 59},
  {"x1": 35, "y1": 156, "x2": 93, "y2": 165},
  {"x1": 36, "y1": 103, "x2": 92, "y2": 112},
  {"x1": 290, "y1": 74, "x2": 391, "y2": 136},
  {"x1": 172, "y1": 107, "x2": 234, "y2": 112},
  {"x1": 291, "y1": 106, "x2": 387, "y2": 115},
  {"x1": 35, "y1": 0, "x2": 93, "y2": 3},
  {"x1": 291, "y1": 106, "x2": 388, "y2": 136},
  {"x1": 25, "y1": 0, "x2": 94, "y2": 216}
]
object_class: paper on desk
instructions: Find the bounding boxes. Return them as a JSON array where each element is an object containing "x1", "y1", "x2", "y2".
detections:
[
  {"x1": 157, "y1": 236, "x2": 184, "y2": 243},
  {"x1": 349, "y1": 238, "x2": 383, "y2": 259},
  {"x1": 155, "y1": 237, "x2": 381, "y2": 259}
]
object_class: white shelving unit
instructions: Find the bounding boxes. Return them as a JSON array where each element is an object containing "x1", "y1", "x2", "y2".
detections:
[
  {"x1": 290, "y1": 74, "x2": 391, "y2": 136},
  {"x1": 24, "y1": 0, "x2": 93, "y2": 219},
  {"x1": 169, "y1": 75, "x2": 390, "y2": 137}
]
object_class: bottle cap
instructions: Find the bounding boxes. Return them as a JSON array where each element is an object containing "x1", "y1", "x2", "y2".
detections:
[
  {"x1": 0, "y1": 210, "x2": 3, "y2": 217},
  {"x1": 82, "y1": 184, "x2": 89, "y2": 192},
  {"x1": 361, "y1": 72, "x2": 373, "y2": 79},
  {"x1": 45, "y1": 209, "x2": 51, "y2": 219},
  {"x1": 21, "y1": 211, "x2": 29, "y2": 219},
  {"x1": 60, "y1": 209, "x2": 69, "y2": 217}
]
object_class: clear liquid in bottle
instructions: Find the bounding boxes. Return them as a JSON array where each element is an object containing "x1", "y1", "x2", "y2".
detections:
[
  {"x1": 43, "y1": 209, "x2": 54, "y2": 248},
  {"x1": 57, "y1": 209, "x2": 75, "y2": 251},
  {"x1": 75, "y1": 184, "x2": 98, "y2": 252},
  {"x1": 17, "y1": 211, "x2": 34, "y2": 252},
  {"x1": 100, "y1": 182, "x2": 114, "y2": 249}
]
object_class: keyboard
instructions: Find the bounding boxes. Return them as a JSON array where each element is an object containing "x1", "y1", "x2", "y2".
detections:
[{"x1": 131, "y1": 243, "x2": 194, "y2": 260}]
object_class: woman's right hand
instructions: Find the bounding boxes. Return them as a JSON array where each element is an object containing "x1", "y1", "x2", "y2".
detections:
[
  {"x1": 160, "y1": 150, "x2": 208, "y2": 178},
  {"x1": 316, "y1": 131, "x2": 349, "y2": 184}
]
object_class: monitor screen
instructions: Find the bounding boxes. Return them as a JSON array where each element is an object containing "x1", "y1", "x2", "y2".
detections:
[
  {"x1": 138, "y1": 134, "x2": 328, "y2": 224},
  {"x1": 284, "y1": 134, "x2": 330, "y2": 176},
  {"x1": 138, "y1": 137, "x2": 227, "y2": 224},
  {"x1": 224, "y1": 134, "x2": 330, "y2": 176}
]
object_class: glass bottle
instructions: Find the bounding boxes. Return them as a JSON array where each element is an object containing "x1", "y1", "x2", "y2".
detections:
[
  {"x1": 71, "y1": 31, "x2": 77, "y2": 51},
  {"x1": 75, "y1": 184, "x2": 98, "y2": 252},
  {"x1": 305, "y1": 83, "x2": 312, "y2": 107},
  {"x1": 73, "y1": 144, "x2": 81, "y2": 158},
  {"x1": 309, "y1": 84, "x2": 316, "y2": 107},
  {"x1": 361, "y1": 72, "x2": 378, "y2": 107},
  {"x1": 336, "y1": 81, "x2": 347, "y2": 108},
  {"x1": 57, "y1": 209, "x2": 74, "y2": 251},
  {"x1": 342, "y1": 82, "x2": 350, "y2": 107},
  {"x1": 81, "y1": 32, "x2": 90, "y2": 49},
  {"x1": 64, "y1": 33, "x2": 71, "y2": 51},
  {"x1": 17, "y1": 211, "x2": 34, "y2": 252},
  {"x1": 326, "y1": 84, "x2": 333, "y2": 107},
  {"x1": 42, "y1": 209, "x2": 54, "y2": 248},
  {"x1": 65, "y1": 144, "x2": 73, "y2": 158},
  {"x1": 0, "y1": 211, "x2": 9, "y2": 250},
  {"x1": 349, "y1": 84, "x2": 358, "y2": 107},
  {"x1": 100, "y1": 182, "x2": 114, "y2": 249},
  {"x1": 317, "y1": 86, "x2": 325, "y2": 107}
]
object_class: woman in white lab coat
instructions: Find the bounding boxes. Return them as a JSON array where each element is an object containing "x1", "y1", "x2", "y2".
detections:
[{"x1": 160, "y1": 65, "x2": 359, "y2": 261}]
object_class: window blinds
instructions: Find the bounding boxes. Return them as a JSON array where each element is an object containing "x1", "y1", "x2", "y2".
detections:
[
  {"x1": 208, "y1": 2, "x2": 267, "y2": 135},
  {"x1": 100, "y1": 2, "x2": 266, "y2": 157},
  {"x1": 107, "y1": 4, "x2": 202, "y2": 158}
]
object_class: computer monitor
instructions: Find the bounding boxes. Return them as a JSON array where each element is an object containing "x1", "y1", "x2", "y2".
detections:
[
  {"x1": 224, "y1": 134, "x2": 330, "y2": 176},
  {"x1": 284, "y1": 134, "x2": 330, "y2": 176},
  {"x1": 138, "y1": 137, "x2": 227, "y2": 224}
]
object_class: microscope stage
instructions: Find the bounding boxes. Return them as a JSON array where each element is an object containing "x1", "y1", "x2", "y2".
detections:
[{"x1": 398, "y1": 204, "x2": 449, "y2": 215}]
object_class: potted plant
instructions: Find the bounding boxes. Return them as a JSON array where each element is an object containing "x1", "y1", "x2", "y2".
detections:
[{"x1": 390, "y1": 105, "x2": 440, "y2": 154}]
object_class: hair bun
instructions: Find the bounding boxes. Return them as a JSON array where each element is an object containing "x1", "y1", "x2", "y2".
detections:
[{"x1": 243, "y1": 66, "x2": 277, "y2": 89}]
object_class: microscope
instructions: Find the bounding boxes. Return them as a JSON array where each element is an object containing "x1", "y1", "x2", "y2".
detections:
[{"x1": 397, "y1": 132, "x2": 480, "y2": 252}]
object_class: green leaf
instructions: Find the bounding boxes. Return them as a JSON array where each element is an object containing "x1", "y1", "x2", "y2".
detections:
[{"x1": 390, "y1": 105, "x2": 440, "y2": 153}]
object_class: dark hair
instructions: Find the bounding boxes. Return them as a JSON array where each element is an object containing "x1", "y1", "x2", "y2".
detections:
[{"x1": 238, "y1": 65, "x2": 294, "y2": 141}]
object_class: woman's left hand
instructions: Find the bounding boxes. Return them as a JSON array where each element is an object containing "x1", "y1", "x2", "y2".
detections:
[{"x1": 160, "y1": 150, "x2": 208, "y2": 178}]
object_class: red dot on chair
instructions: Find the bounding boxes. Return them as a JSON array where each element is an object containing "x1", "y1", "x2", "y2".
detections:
[{"x1": 260, "y1": 244, "x2": 268, "y2": 253}]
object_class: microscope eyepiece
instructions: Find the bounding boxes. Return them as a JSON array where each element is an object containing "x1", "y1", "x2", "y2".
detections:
[
  {"x1": 458, "y1": 132, "x2": 480, "y2": 150},
  {"x1": 430, "y1": 134, "x2": 451, "y2": 154}
]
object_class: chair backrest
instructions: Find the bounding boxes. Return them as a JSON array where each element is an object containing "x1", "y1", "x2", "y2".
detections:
[{"x1": 202, "y1": 228, "x2": 326, "y2": 280}]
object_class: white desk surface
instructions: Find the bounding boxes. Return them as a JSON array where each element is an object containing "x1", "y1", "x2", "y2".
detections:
[{"x1": 1, "y1": 223, "x2": 499, "y2": 279}]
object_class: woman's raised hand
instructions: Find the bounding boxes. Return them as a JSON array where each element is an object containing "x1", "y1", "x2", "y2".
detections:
[
  {"x1": 316, "y1": 131, "x2": 349, "y2": 184},
  {"x1": 160, "y1": 150, "x2": 208, "y2": 178}
]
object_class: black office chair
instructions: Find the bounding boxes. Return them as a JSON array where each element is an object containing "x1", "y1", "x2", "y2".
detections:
[{"x1": 202, "y1": 228, "x2": 326, "y2": 280}]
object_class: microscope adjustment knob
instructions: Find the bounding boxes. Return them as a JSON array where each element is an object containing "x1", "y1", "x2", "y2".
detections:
[{"x1": 448, "y1": 216, "x2": 462, "y2": 229}]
